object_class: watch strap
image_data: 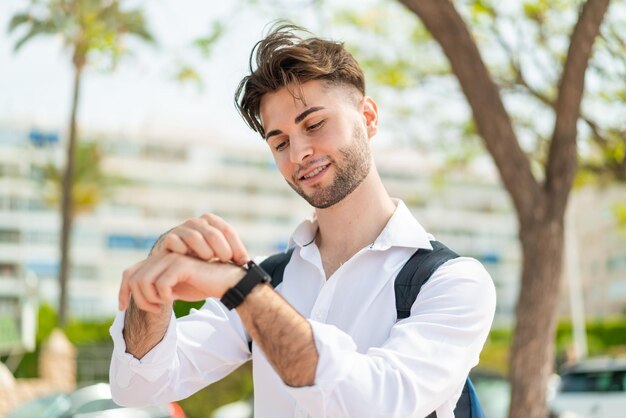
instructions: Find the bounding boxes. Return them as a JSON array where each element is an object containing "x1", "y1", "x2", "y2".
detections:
[{"x1": 221, "y1": 261, "x2": 271, "y2": 310}]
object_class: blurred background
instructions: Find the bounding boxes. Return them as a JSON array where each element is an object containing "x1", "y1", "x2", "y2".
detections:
[{"x1": 0, "y1": 0, "x2": 625, "y2": 417}]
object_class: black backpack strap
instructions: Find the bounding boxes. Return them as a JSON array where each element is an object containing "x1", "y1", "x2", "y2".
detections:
[
  {"x1": 394, "y1": 240, "x2": 459, "y2": 320},
  {"x1": 451, "y1": 379, "x2": 473, "y2": 418},
  {"x1": 259, "y1": 247, "x2": 295, "y2": 289},
  {"x1": 248, "y1": 248, "x2": 295, "y2": 352},
  {"x1": 395, "y1": 241, "x2": 480, "y2": 418}
]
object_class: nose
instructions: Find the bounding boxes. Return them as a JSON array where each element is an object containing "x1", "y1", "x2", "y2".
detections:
[{"x1": 289, "y1": 135, "x2": 314, "y2": 164}]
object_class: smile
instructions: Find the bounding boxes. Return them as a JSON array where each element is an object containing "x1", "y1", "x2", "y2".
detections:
[{"x1": 299, "y1": 163, "x2": 330, "y2": 182}]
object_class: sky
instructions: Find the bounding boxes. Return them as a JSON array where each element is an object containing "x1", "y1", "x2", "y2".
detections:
[
  {"x1": 0, "y1": 0, "x2": 327, "y2": 147},
  {"x1": 0, "y1": 0, "x2": 466, "y2": 154},
  {"x1": 0, "y1": 0, "x2": 495, "y2": 178}
]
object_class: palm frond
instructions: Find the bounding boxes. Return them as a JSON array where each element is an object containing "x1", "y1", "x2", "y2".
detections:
[
  {"x1": 12, "y1": 15, "x2": 62, "y2": 51},
  {"x1": 117, "y1": 9, "x2": 155, "y2": 43},
  {"x1": 8, "y1": 13, "x2": 33, "y2": 33},
  {"x1": 14, "y1": 25, "x2": 44, "y2": 51}
]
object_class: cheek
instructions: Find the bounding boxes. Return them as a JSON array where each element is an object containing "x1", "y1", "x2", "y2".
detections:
[
  {"x1": 328, "y1": 124, "x2": 353, "y2": 146},
  {"x1": 275, "y1": 155, "x2": 294, "y2": 182}
]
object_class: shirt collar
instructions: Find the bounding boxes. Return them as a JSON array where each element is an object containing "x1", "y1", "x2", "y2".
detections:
[
  {"x1": 288, "y1": 199, "x2": 433, "y2": 251},
  {"x1": 289, "y1": 213, "x2": 319, "y2": 248}
]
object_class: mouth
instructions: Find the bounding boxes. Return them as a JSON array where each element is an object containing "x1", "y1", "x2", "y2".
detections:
[{"x1": 298, "y1": 163, "x2": 331, "y2": 184}]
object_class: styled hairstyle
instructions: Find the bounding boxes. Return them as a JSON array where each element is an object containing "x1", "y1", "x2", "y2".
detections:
[{"x1": 235, "y1": 23, "x2": 366, "y2": 138}]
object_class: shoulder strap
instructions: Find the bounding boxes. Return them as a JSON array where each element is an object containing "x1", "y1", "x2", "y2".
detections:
[
  {"x1": 397, "y1": 242, "x2": 486, "y2": 418},
  {"x1": 394, "y1": 240, "x2": 459, "y2": 320},
  {"x1": 259, "y1": 247, "x2": 295, "y2": 288},
  {"x1": 466, "y1": 378, "x2": 486, "y2": 418}
]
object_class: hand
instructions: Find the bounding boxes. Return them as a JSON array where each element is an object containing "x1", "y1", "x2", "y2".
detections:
[
  {"x1": 118, "y1": 252, "x2": 246, "y2": 313},
  {"x1": 152, "y1": 214, "x2": 249, "y2": 265}
]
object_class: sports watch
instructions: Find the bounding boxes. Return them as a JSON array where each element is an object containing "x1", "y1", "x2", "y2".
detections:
[{"x1": 220, "y1": 261, "x2": 271, "y2": 310}]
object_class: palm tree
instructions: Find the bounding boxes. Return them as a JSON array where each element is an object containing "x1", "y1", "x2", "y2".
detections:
[
  {"x1": 41, "y1": 141, "x2": 119, "y2": 214},
  {"x1": 9, "y1": 0, "x2": 154, "y2": 326}
]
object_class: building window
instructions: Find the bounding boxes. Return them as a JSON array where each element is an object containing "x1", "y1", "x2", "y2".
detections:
[
  {"x1": 0, "y1": 164, "x2": 20, "y2": 177},
  {"x1": 71, "y1": 265, "x2": 99, "y2": 280},
  {"x1": 24, "y1": 230, "x2": 57, "y2": 245},
  {"x1": 0, "y1": 229, "x2": 20, "y2": 244},
  {"x1": 107, "y1": 234, "x2": 158, "y2": 250},
  {"x1": 26, "y1": 262, "x2": 58, "y2": 279},
  {"x1": 0, "y1": 263, "x2": 19, "y2": 277}
]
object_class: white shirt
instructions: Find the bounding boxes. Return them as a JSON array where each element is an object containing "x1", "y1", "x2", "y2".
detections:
[{"x1": 109, "y1": 200, "x2": 496, "y2": 418}]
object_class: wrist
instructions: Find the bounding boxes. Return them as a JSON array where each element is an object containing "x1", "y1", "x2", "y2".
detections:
[
  {"x1": 218, "y1": 263, "x2": 248, "y2": 298},
  {"x1": 237, "y1": 281, "x2": 272, "y2": 309}
]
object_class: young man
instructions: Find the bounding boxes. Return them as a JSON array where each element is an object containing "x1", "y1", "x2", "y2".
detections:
[{"x1": 109, "y1": 25, "x2": 496, "y2": 418}]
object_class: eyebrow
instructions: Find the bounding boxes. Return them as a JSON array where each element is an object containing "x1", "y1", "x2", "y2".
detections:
[{"x1": 264, "y1": 106, "x2": 326, "y2": 141}]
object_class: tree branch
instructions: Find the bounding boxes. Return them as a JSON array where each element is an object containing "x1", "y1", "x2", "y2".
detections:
[
  {"x1": 489, "y1": 16, "x2": 556, "y2": 110},
  {"x1": 581, "y1": 117, "x2": 626, "y2": 181},
  {"x1": 581, "y1": 115, "x2": 609, "y2": 148},
  {"x1": 399, "y1": 0, "x2": 541, "y2": 224},
  {"x1": 546, "y1": 0, "x2": 610, "y2": 216},
  {"x1": 512, "y1": 61, "x2": 556, "y2": 109}
]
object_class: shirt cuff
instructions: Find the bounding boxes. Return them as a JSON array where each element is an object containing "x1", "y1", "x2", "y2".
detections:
[
  {"x1": 283, "y1": 319, "x2": 357, "y2": 417},
  {"x1": 109, "y1": 310, "x2": 177, "y2": 388}
]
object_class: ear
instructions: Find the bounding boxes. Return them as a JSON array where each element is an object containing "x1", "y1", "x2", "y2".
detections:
[{"x1": 362, "y1": 96, "x2": 379, "y2": 138}]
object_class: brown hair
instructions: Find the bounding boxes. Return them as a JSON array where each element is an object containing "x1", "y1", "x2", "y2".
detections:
[{"x1": 235, "y1": 23, "x2": 366, "y2": 138}]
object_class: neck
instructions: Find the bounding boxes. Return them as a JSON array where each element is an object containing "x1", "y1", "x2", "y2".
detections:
[{"x1": 314, "y1": 165, "x2": 395, "y2": 253}]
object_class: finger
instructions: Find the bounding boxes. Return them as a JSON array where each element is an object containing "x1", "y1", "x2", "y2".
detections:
[
  {"x1": 202, "y1": 225, "x2": 233, "y2": 263},
  {"x1": 178, "y1": 226, "x2": 216, "y2": 261},
  {"x1": 138, "y1": 278, "x2": 162, "y2": 305},
  {"x1": 222, "y1": 227, "x2": 249, "y2": 265},
  {"x1": 154, "y1": 274, "x2": 174, "y2": 302},
  {"x1": 158, "y1": 256, "x2": 217, "y2": 301},
  {"x1": 129, "y1": 280, "x2": 162, "y2": 314},
  {"x1": 201, "y1": 214, "x2": 248, "y2": 264},
  {"x1": 155, "y1": 258, "x2": 197, "y2": 302},
  {"x1": 149, "y1": 254, "x2": 182, "y2": 303},
  {"x1": 127, "y1": 253, "x2": 178, "y2": 312},
  {"x1": 119, "y1": 259, "x2": 145, "y2": 311},
  {"x1": 162, "y1": 233, "x2": 189, "y2": 255},
  {"x1": 119, "y1": 276, "x2": 131, "y2": 311}
]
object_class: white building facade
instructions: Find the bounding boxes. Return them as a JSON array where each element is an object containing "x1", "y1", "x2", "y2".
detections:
[{"x1": 1, "y1": 126, "x2": 624, "y2": 328}]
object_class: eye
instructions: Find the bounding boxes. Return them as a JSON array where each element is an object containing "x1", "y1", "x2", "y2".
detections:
[
  {"x1": 306, "y1": 120, "x2": 325, "y2": 132},
  {"x1": 274, "y1": 138, "x2": 289, "y2": 152}
]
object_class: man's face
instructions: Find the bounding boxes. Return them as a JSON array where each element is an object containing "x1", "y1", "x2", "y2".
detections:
[{"x1": 259, "y1": 80, "x2": 378, "y2": 208}]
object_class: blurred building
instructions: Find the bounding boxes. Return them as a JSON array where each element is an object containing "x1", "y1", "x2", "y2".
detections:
[
  {"x1": 560, "y1": 185, "x2": 626, "y2": 318},
  {"x1": 0, "y1": 126, "x2": 624, "y2": 326}
]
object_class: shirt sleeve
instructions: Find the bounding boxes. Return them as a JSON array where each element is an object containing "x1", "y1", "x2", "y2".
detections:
[
  {"x1": 109, "y1": 298, "x2": 251, "y2": 407},
  {"x1": 284, "y1": 257, "x2": 496, "y2": 418}
]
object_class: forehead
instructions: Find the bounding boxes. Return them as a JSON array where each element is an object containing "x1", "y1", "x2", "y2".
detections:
[{"x1": 259, "y1": 80, "x2": 357, "y2": 127}]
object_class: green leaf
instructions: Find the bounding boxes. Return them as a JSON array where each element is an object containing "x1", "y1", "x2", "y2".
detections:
[
  {"x1": 38, "y1": 141, "x2": 113, "y2": 213},
  {"x1": 175, "y1": 65, "x2": 201, "y2": 83},
  {"x1": 10, "y1": 0, "x2": 155, "y2": 61},
  {"x1": 522, "y1": 0, "x2": 548, "y2": 23},
  {"x1": 193, "y1": 21, "x2": 224, "y2": 58},
  {"x1": 470, "y1": 0, "x2": 497, "y2": 19},
  {"x1": 7, "y1": 13, "x2": 33, "y2": 33},
  {"x1": 13, "y1": 25, "x2": 45, "y2": 51}
]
